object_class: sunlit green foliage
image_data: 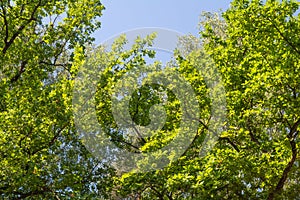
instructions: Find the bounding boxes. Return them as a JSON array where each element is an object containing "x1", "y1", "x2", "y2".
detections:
[
  {"x1": 100, "y1": 0, "x2": 300, "y2": 199},
  {"x1": 1, "y1": 0, "x2": 300, "y2": 199},
  {"x1": 0, "y1": 0, "x2": 111, "y2": 199}
]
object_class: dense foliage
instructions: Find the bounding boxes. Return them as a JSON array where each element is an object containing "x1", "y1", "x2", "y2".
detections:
[
  {"x1": 0, "y1": 0, "x2": 112, "y2": 199},
  {"x1": 0, "y1": 0, "x2": 299, "y2": 199}
]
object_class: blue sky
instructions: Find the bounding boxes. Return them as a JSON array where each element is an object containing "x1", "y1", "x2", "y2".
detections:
[{"x1": 93, "y1": 0, "x2": 232, "y2": 45}]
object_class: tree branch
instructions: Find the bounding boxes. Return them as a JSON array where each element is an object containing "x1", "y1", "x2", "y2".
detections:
[
  {"x1": 219, "y1": 136, "x2": 240, "y2": 153},
  {"x1": 2, "y1": 0, "x2": 41, "y2": 54},
  {"x1": 30, "y1": 123, "x2": 69, "y2": 156},
  {"x1": 10, "y1": 60, "x2": 27, "y2": 83},
  {"x1": 267, "y1": 119, "x2": 300, "y2": 200},
  {"x1": 267, "y1": 17, "x2": 300, "y2": 56},
  {"x1": 0, "y1": 3, "x2": 9, "y2": 46}
]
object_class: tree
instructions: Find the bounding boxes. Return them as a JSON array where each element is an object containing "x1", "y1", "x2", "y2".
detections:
[
  {"x1": 204, "y1": 0, "x2": 300, "y2": 199},
  {"x1": 0, "y1": 0, "x2": 112, "y2": 199},
  {"x1": 90, "y1": 0, "x2": 300, "y2": 199}
]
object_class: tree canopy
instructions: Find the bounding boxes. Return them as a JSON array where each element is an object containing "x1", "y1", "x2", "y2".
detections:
[
  {"x1": 1, "y1": 0, "x2": 300, "y2": 199},
  {"x1": 0, "y1": 0, "x2": 110, "y2": 199}
]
